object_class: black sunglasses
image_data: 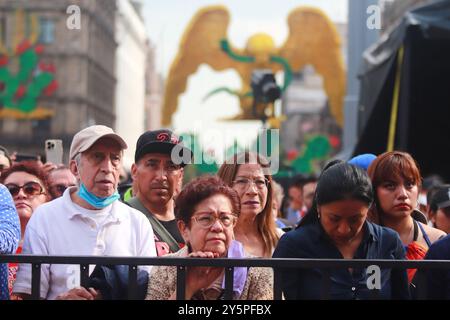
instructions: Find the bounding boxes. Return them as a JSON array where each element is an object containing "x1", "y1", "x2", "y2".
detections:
[{"x1": 5, "y1": 182, "x2": 45, "y2": 197}]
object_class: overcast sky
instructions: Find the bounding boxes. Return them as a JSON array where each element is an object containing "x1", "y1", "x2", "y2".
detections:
[{"x1": 142, "y1": 0, "x2": 348, "y2": 161}]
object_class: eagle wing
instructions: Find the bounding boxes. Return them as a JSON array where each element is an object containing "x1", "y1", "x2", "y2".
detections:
[
  {"x1": 162, "y1": 5, "x2": 244, "y2": 126},
  {"x1": 278, "y1": 7, "x2": 346, "y2": 126}
]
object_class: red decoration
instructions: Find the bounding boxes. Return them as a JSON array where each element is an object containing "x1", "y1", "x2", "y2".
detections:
[
  {"x1": 0, "y1": 55, "x2": 8, "y2": 67},
  {"x1": 34, "y1": 44, "x2": 44, "y2": 55},
  {"x1": 287, "y1": 149, "x2": 299, "y2": 161},
  {"x1": 14, "y1": 85, "x2": 26, "y2": 98},
  {"x1": 16, "y1": 40, "x2": 32, "y2": 55},
  {"x1": 329, "y1": 135, "x2": 341, "y2": 148},
  {"x1": 38, "y1": 62, "x2": 56, "y2": 73},
  {"x1": 43, "y1": 79, "x2": 58, "y2": 96}
]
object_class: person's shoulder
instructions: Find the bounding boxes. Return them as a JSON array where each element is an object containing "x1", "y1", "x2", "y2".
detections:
[
  {"x1": 287, "y1": 222, "x2": 318, "y2": 240},
  {"x1": 0, "y1": 183, "x2": 9, "y2": 194},
  {"x1": 419, "y1": 222, "x2": 447, "y2": 243},
  {"x1": 273, "y1": 222, "x2": 318, "y2": 257},
  {"x1": 149, "y1": 249, "x2": 186, "y2": 275},
  {"x1": 276, "y1": 227, "x2": 285, "y2": 237},
  {"x1": 114, "y1": 200, "x2": 148, "y2": 221},
  {"x1": 164, "y1": 247, "x2": 186, "y2": 258},
  {"x1": 23, "y1": 198, "x2": 65, "y2": 239},
  {"x1": 367, "y1": 221, "x2": 402, "y2": 245},
  {"x1": 248, "y1": 265, "x2": 273, "y2": 278},
  {"x1": 28, "y1": 197, "x2": 63, "y2": 222},
  {"x1": 0, "y1": 184, "x2": 15, "y2": 211},
  {"x1": 426, "y1": 234, "x2": 450, "y2": 259}
]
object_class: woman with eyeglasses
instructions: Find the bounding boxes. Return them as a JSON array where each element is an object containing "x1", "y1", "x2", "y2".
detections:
[
  {"x1": 146, "y1": 175, "x2": 273, "y2": 300},
  {"x1": 217, "y1": 152, "x2": 280, "y2": 257},
  {"x1": 0, "y1": 161, "x2": 50, "y2": 296}
]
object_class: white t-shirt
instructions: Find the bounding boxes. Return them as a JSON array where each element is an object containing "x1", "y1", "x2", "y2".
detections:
[
  {"x1": 70, "y1": 201, "x2": 112, "y2": 230},
  {"x1": 13, "y1": 187, "x2": 157, "y2": 299}
]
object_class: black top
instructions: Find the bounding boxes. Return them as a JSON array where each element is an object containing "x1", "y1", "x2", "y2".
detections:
[
  {"x1": 424, "y1": 234, "x2": 450, "y2": 299},
  {"x1": 272, "y1": 220, "x2": 410, "y2": 300},
  {"x1": 159, "y1": 219, "x2": 184, "y2": 244}
]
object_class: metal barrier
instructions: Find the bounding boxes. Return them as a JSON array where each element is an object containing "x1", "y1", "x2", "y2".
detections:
[{"x1": 1, "y1": 254, "x2": 449, "y2": 300}]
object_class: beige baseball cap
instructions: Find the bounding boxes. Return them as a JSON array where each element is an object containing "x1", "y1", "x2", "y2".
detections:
[{"x1": 69, "y1": 125, "x2": 128, "y2": 160}]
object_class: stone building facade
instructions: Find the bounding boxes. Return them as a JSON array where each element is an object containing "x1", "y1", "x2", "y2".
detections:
[
  {"x1": 145, "y1": 40, "x2": 163, "y2": 131},
  {"x1": 0, "y1": 0, "x2": 117, "y2": 161}
]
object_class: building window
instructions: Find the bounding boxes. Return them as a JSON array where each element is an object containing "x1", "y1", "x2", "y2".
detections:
[
  {"x1": 31, "y1": 118, "x2": 51, "y2": 140},
  {"x1": 39, "y1": 18, "x2": 55, "y2": 44},
  {"x1": 0, "y1": 16, "x2": 6, "y2": 46}
]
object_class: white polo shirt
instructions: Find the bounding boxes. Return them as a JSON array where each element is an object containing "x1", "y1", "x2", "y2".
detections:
[{"x1": 13, "y1": 187, "x2": 156, "y2": 300}]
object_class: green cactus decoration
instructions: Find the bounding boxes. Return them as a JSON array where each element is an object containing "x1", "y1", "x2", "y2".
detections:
[
  {"x1": 0, "y1": 41, "x2": 57, "y2": 114},
  {"x1": 292, "y1": 135, "x2": 331, "y2": 173}
]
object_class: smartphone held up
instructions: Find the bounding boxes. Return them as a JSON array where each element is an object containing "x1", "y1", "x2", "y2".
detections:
[{"x1": 45, "y1": 139, "x2": 63, "y2": 164}]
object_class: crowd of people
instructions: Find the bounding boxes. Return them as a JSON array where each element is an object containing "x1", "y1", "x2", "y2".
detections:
[{"x1": 0, "y1": 125, "x2": 449, "y2": 300}]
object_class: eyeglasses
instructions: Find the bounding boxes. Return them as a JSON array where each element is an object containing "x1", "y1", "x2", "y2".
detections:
[
  {"x1": 5, "y1": 182, "x2": 45, "y2": 197},
  {"x1": 49, "y1": 184, "x2": 76, "y2": 197},
  {"x1": 232, "y1": 177, "x2": 269, "y2": 190},
  {"x1": 191, "y1": 212, "x2": 237, "y2": 229}
]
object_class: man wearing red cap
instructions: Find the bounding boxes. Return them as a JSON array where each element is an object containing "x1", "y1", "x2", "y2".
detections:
[{"x1": 128, "y1": 129, "x2": 192, "y2": 256}]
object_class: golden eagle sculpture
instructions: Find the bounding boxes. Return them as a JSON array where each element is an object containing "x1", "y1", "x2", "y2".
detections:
[{"x1": 162, "y1": 5, "x2": 346, "y2": 128}]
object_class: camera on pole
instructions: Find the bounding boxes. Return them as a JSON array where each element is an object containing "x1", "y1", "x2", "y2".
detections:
[{"x1": 250, "y1": 70, "x2": 281, "y2": 121}]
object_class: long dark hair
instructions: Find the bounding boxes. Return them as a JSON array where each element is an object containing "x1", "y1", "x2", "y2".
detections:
[{"x1": 298, "y1": 160, "x2": 374, "y2": 227}]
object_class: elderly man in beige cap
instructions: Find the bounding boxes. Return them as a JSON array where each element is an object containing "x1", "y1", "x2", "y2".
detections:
[
  {"x1": 68, "y1": 125, "x2": 128, "y2": 208},
  {"x1": 13, "y1": 125, "x2": 157, "y2": 300}
]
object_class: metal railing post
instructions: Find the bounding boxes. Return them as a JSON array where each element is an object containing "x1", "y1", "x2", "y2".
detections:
[
  {"x1": 415, "y1": 268, "x2": 428, "y2": 300},
  {"x1": 31, "y1": 263, "x2": 41, "y2": 300},
  {"x1": 273, "y1": 268, "x2": 283, "y2": 300},
  {"x1": 176, "y1": 266, "x2": 186, "y2": 300},
  {"x1": 128, "y1": 265, "x2": 138, "y2": 300},
  {"x1": 223, "y1": 267, "x2": 234, "y2": 300},
  {"x1": 80, "y1": 264, "x2": 89, "y2": 288}
]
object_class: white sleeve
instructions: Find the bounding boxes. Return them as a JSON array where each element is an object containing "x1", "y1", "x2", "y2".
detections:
[
  {"x1": 137, "y1": 215, "x2": 157, "y2": 273},
  {"x1": 12, "y1": 223, "x2": 50, "y2": 299}
]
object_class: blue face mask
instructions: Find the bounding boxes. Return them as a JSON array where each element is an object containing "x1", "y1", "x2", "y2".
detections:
[{"x1": 77, "y1": 183, "x2": 120, "y2": 209}]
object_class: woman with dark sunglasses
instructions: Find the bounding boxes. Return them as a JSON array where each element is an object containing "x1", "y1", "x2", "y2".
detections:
[{"x1": 0, "y1": 161, "x2": 50, "y2": 297}]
